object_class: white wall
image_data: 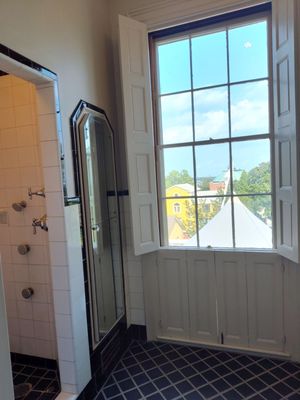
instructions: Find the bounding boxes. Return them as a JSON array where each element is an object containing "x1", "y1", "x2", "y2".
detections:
[
  {"x1": 0, "y1": 0, "x2": 116, "y2": 198},
  {"x1": 0, "y1": 75, "x2": 56, "y2": 359},
  {"x1": 0, "y1": 1, "x2": 117, "y2": 395}
]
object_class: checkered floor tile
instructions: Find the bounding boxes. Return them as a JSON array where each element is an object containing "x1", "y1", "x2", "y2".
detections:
[
  {"x1": 12, "y1": 362, "x2": 60, "y2": 400},
  {"x1": 96, "y1": 341, "x2": 300, "y2": 400}
]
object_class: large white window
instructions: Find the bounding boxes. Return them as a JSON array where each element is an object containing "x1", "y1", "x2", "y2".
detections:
[
  {"x1": 119, "y1": 0, "x2": 300, "y2": 261},
  {"x1": 151, "y1": 13, "x2": 273, "y2": 249}
]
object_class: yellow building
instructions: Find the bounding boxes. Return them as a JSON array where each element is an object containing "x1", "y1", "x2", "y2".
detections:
[{"x1": 165, "y1": 183, "x2": 195, "y2": 221}]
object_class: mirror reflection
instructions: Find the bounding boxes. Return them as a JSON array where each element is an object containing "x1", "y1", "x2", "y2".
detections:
[{"x1": 78, "y1": 110, "x2": 124, "y2": 346}]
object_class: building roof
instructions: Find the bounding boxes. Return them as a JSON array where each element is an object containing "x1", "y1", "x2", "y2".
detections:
[
  {"x1": 167, "y1": 183, "x2": 194, "y2": 194},
  {"x1": 187, "y1": 197, "x2": 272, "y2": 248}
]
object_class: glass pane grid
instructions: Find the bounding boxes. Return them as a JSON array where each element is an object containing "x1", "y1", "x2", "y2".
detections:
[{"x1": 156, "y1": 16, "x2": 272, "y2": 249}]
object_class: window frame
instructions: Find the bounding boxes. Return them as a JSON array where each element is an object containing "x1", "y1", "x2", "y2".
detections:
[{"x1": 149, "y1": 9, "x2": 276, "y2": 250}]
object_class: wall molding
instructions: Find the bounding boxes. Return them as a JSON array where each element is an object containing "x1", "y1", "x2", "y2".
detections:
[{"x1": 128, "y1": 0, "x2": 269, "y2": 30}]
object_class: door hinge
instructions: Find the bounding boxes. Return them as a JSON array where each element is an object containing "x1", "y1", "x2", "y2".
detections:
[
  {"x1": 281, "y1": 261, "x2": 286, "y2": 273},
  {"x1": 221, "y1": 332, "x2": 224, "y2": 345}
]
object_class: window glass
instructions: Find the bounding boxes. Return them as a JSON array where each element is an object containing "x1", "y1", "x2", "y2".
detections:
[
  {"x1": 192, "y1": 30, "x2": 227, "y2": 88},
  {"x1": 160, "y1": 92, "x2": 193, "y2": 144},
  {"x1": 234, "y1": 195, "x2": 272, "y2": 248},
  {"x1": 231, "y1": 80, "x2": 269, "y2": 137},
  {"x1": 162, "y1": 147, "x2": 194, "y2": 197},
  {"x1": 198, "y1": 197, "x2": 233, "y2": 247},
  {"x1": 232, "y1": 139, "x2": 271, "y2": 194},
  {"x1": 196, "y1": 143, "x2": 230, "y2": 193},
  {"x1": 157, "y1": 39, "x2": 191, "y2": 94},
  {"x1": 154, "y1": 14, "x2": 272, "y2": 249},
  {"x1": 229, "y1": 21, "x2": 268, "y2": 82},
  {"x1": 194, "y1": 86, "x2": 229, "y2": 141},
  {"x1": 163, "y1": 199, "x2": 196, "y2": 247}
]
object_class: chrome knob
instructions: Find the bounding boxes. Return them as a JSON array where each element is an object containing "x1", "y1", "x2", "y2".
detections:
[
  {"x1": 17, "y1": 244, "x2": 30, "y2": 255},
  {"x1": 22, "y1": 288, "x2": 34, "y2": 299}
]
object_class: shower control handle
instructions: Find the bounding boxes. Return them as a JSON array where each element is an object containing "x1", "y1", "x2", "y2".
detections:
[
  {"x1": 22, "y1": 288, "x2": 34, "y2": 299},
  {"x1": 17, "y1": 244, "x2": 30, "y2": 255}
]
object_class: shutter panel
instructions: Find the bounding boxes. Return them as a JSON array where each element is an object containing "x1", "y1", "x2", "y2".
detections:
[
  {"x1": 273, "y1": 0, "x2": 299, "y2": 263},
  {"x1": 118, "y1": 15, "x2": 159, "y2": 256}
]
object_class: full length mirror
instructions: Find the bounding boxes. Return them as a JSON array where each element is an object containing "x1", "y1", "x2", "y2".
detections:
[{"x1": 76, "y1": 106, "x2": 125, "y2": 347}]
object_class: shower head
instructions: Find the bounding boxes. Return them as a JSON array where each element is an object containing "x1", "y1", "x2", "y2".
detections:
[{"x1": 12, "y1": 201, "x2": 27, "y2": 212}]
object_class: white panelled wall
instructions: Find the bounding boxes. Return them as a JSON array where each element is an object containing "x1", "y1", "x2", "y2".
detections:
[{"x1": 142, "y1": 250, "x2": 300, "y2": 362}]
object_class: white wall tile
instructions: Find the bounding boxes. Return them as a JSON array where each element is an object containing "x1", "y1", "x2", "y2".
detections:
[
  {"x1": 36, "y1": 86, "x2": 57, "y2": 115},
  {"x1": 29, "y1": 265, "x2": 49, "y2": 284},
  {"x1": 57, "y1": 337, "x2": 75, "y2": 362},
  {"x1": 38, "y1": 114, "x2": 58, "y2": 141},
  {"x1": 51, "y1": 266, "x2": 70, "y2": 290},
  {"x1": 12, "y1": 84, "x2": 31, "y2": 107},
  {"x1": 14, "y1": 105, "x2": 35, "y2": 127},
  {"x1": 19, "y1": 318, "x2": 34, "y2": 338},
  {"x1": 47, "y1": 217, "x2": 66, "y2": 242},
  {"x1": 16, "y1": 301, "x2": 33, "y2": 320},
  {"x1": 32, "y1": 302, "x2": 50, "y2": 322},
  {"x1": 43, "y1": 166, "x2": 62, "y2": 192},
  {"x1": 40, "y1": 141, "x2": 59, "y2": 167},
  {"x1": 0, "y1": 108, "x2": 15, "y2": 129},
  {"x1": 53, "y1": 290, "x2": 71, "y2": 315},
  {"x1": 45, "y1": 192, "x2": 64, "y2": 217},
  {"x1": 49, "y1": 242, "x2": 68, "y2": 266},
  {"x1": 1, "y1": 127, "x2": 18, "y2": 149},
  {"x1": 13, "y1": 264, "x2": 29, "y2": 282},
  {"x1": 59, "y1": 360, "x2": 77, "y2": 385},
  {"x1": 34, "y1": 321, "x2": 52, "y2": 340},
  {"x1": 17, "y1": 125, "x2": 37, "y2": 147},
  {"x1": 55, "y1": 314, "x2": 73, "y2": 338}
]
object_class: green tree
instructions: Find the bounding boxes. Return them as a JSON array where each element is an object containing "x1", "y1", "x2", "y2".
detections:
[
  {"x1": 165, "y1": 169, "x2": 194, "y2": 188},
  {"x1": 234, "y1": 162, "x2": 271, "y2": 221}
]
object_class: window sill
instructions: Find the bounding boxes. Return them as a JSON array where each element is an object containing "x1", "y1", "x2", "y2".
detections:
[{"x1": 159, "y1": 246, "x2": 278, "y2": 255}]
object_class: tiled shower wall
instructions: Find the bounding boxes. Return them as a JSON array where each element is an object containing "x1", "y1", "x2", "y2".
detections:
[{"x1": 0, "y1": 74, "x2": 56, "y2": 359}]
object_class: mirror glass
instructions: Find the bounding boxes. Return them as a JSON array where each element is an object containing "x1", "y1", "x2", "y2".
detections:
[{"x1": 78, "y1": 111, "x2": 124, "y2": 346}]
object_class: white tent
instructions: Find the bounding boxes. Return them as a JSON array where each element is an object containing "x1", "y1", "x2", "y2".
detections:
[{"x1": 187, "y1": 197, "x2": 272, "y2": 248}]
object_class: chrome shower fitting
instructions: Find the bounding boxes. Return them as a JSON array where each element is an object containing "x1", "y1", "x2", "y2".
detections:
[
  {"x1": 17, "y1": 244, "x2": 30, "y2": 255},
  {"x1": 28, "y1": 187, "x2": 46, "y2": 200},
  {"x1": 12, "y1": 201, "x2": 27, "y2": 212},
  {"x1": 32, "y1": 214, "x2": 48, "y2": 234}
]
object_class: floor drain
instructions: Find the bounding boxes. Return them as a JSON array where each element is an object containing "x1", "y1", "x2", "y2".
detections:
[{"x1": 14, "y1": 383, "x2": 32, "y2": 399}]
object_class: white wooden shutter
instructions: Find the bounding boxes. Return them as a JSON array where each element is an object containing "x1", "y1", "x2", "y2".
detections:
[
  {"x1": 118, "y1": 15, "x2": 159, "y2": 256},
  {"x1": 273, "y1": 0, "x2": 300, "y2": 263}
]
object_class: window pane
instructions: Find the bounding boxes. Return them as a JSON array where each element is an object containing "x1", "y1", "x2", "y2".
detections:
[
  {"x1": 234, "y1": 195, "x2": 272, "y2": 248},
  {"x1": 194, "y1": 86, "x2": 229, "y2": 141},
  {"x1": 162, "y1": 147, "x2": 194, "y2": 196},
  {"x1": 160, "y1": 92, "x2": 193, "y2": 144},
  {"x1": 192, "y1": 30, "x2": 227, "y2": 88},
  {"x1": 232, "y1": 139, "x2": 271, "y2": 194},
  {"x1": 229, "y1": 21, "x2": 268, "y2": 83},
  {"x1": 163, "y1": 199, "x2": 196, "y2": 247},
  {"x1": 196, "y1": 143, "x2": 230, "y2": 193},
  {"x1": 197, "y1": 197, "x2": 233, "y2": 247},
  {"x1": 157, "y1": 39, "x2": 191, "y2": 94},
  {"x1": 231, "y1": 80, "x2": 269, "y2": 137}
]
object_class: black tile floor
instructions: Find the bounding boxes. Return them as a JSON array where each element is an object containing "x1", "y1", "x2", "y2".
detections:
[
  {"x1": 96, "y1": 341, "x2": 300, "y2": 400},
  {"x1": 12, "y1": 361, "x2": 60, "y2": 400}
]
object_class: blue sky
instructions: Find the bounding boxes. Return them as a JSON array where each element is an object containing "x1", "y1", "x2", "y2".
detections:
[{"x1": 158, "y1": 20, "x2": 269, "y2": 179}]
